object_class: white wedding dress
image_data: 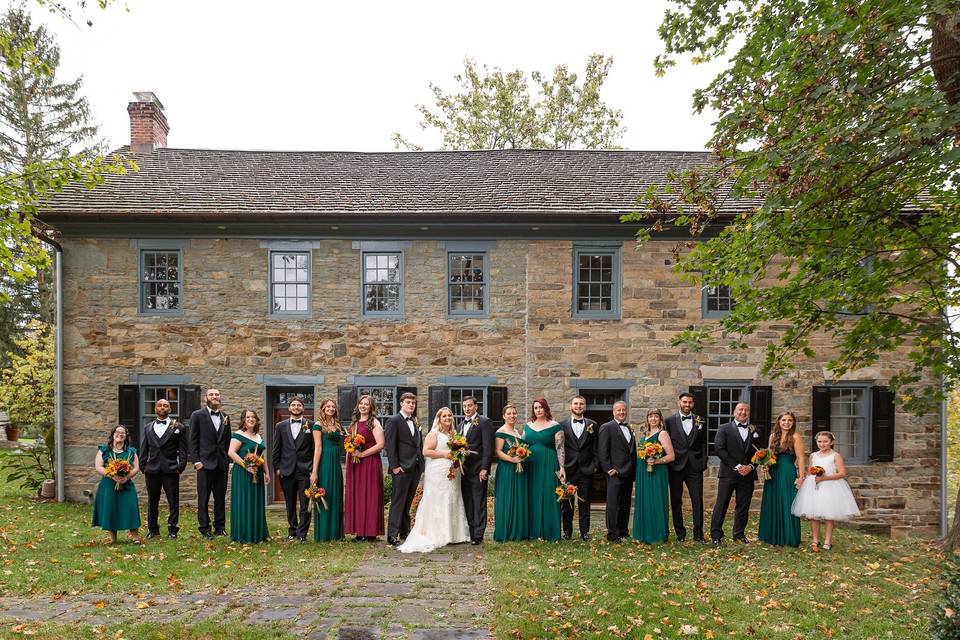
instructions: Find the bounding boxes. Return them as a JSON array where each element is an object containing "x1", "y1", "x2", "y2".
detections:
[{"x1": 397, "y1": 430, "x2": 470, "y2": 553}]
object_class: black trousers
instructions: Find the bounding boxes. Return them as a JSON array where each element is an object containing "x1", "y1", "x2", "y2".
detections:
[
  {"x1": 145, "y1": 472, "x2": 180, "y2": 534},
  {"x1": 196, "y1": 467, "x2": 228, "y2": 534},
  {"x1": 668, "y1": 466, "x2": 704, "y2": 540},
  {"x1": 461, "y1": 468, "x2": 488, "y2": 541},
  {"x1": 387, "y1": 468, "x2": 422, "y2": 540},
  {"x1": 280, "y1": 473, "x2": 312, "y2": 538},
  {"x1": 604, "y1": 475, "x2": 633, "y2": 539},
  {"x1": 561, "y1": 468, "x2": 592, "y2": 537},
  {"x1": 710, "y1": 475, "x2": 755, "y2": 540}
]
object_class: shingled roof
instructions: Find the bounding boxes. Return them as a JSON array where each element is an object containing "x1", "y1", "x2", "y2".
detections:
[{"x1": 39, "y1": 147, "x2": 764, "y2": 220}]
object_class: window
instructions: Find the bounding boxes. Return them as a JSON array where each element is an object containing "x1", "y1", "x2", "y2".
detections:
[
  {"x1": 573, "y1": 245, "x2": 621, "y2": 319},
  {"x1": 449, "y1": 387, "x2": 485, "y2": 423},
  {"x1": 703, "y1": 285, "x2": 735, "y2": 318},
  {"x1": 357, "y1": 386, "x2": 396, "y2": 418},
  {"x1": 705, "y1": 384, "x2": 749, "y2": 456},
  {"x1": 363, "y1": 252, "x2": 402, "y2": 317},
  {"x1": 827, "y1": 387, "x2": 868, "y2": 461},
  {"x1": 270, "y1": 251, "x2": 311, "y2": 315},
  {"x1": 140, "y1": 250, "x2": 182, "y2": 313},
  {"x1": 141, "y1": 386, "x2": 181, "y2": 422},
  {"x1": 447, "y1": 252, "x2": 487, "y2": 316}
]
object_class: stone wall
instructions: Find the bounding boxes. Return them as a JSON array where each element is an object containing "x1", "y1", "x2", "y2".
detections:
[{"x1": 60, "y1": 236, "x2": 943, "y2": 536}]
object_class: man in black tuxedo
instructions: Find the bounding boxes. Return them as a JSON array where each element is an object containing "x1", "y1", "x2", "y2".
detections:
[
  {"x1": 596, "y1": 401, "x2": 635, "y2": 543},
  {"x1": 710, "y1": 402, "x2": 761, "y2": 544},
  {"x1": 139, "y1": 398, "x2": 187, "y2": 539},
  {"x1": 665, "y1": 392, "x2": 708, "y2": 543},
  {"x1": 457, "y1": 396, "x2": 493, "y2": 545},
  {"x1": 559, "y1": 395, "x2": 597, "y2": 541},
  {"x1": 272, "y1": 396, "x2": 314, "y2": 542},
  {"x1": 384, "y1": 392, "x2": 425, "y2": 545},
  {"x1": 188, "y1": 388, "x2": 231, "y2": 538}
]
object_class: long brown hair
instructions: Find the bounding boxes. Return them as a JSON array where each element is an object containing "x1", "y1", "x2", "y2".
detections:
[
  {"x1": 316, "y1": 398, "x2": 339, "y2": 432},
  {"x1": 350, "y1": 394, "x2": 378, "y2": 431},
  {"x1": 531, "y1": 397, "x2": 553, "y2": 421},
  {"x1": 645, "y1": 409, "x2": 664, "y2": 435},
  {"x1": 769, "y1": 412, "x2": 797, "y2": 453},
  {"x1": 239, "y1": 409, "x2": 261, "y2": 435},
  {"x1": 106, "y1": 424, "x2": 130, "y2": 450}
]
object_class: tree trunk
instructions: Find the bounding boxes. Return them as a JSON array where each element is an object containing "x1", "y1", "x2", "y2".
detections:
[
  {"x1": 939, "y1": 483, "x2": 960, "y2": 550},
  {"x1": 931, "y1": 7, "x2": 960, "y2": 104}
]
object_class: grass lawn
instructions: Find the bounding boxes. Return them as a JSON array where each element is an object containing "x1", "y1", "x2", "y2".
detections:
[{"x1": 485, "y1": 524, "x2": 949, "y2": 640}]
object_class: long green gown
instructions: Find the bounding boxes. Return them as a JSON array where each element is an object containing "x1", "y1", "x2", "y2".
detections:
[
  {"x1": 230, "y1": 433, "x2": 269, "y2": 543},
  {"x1": 632, "y1": 432, "x2": 669, "y2": 543},
  {"x1": 525, "y1": 423, "x2": 562, "y2": 541},
  {"x1": 312, "y1": 427, "x2": 345, "y2": 542},
  {"x1": 758, "y1": 451, "x2": 801, "y2": 547},
  {"x1": 92, "y1": 446, "x2": 141, "y2": 531},
  {"x1": 493, "y1": 432, "x2": 530, "y2": 542}
]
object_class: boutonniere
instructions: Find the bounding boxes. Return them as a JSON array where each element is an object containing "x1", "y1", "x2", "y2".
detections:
[
  {"x1": 586, "y1": 423, "x2": 594, "y2": 434},
  {"x1": 414, "y1": 416, "x2": 421, "y2": 430},
  {"x1": 694, "y1": 416, "x2": 704, "y2": 430},
  {"x1": 748, "y1": 425, "x2": 759, "y2": 439},
  {"x1": 223, "y1": 415, "x2": 231, "y2": 428},
  {"x1": 170, "y1": 419, "x2": 180, "y2": 433},
  {"x1": 471, "y1": 416, "x2": 480, "y2": 428}
]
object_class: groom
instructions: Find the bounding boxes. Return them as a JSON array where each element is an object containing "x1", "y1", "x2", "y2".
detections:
[
  {"x1": 458, "y1": 396, "x2": 493, "y2": 545},
  {"x1": 385, "y1": 392, "x2": 424, "y2": 546}
]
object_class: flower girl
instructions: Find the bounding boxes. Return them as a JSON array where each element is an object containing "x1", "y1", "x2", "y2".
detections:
[{"x1": 791, "y1": 431, "x2": 860, "y2": 550}]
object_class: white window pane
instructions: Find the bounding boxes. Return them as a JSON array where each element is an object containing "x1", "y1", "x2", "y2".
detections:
[
  {"x1": 296, "y1": 268, "x2": 308, "y2": 282},
  {"x1": 296, "y1": 298, "x2": 307, "y2": 311},
  {"x1": 296, "y1": 254, "x2": 308, "y2": 269},
  {"x1": 297, "y1": 284, "x2": 308, "y2": 298}
]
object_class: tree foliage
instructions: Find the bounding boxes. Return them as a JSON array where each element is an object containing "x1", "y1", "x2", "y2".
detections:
[
  {"x1": 0, "y1": 320, "x2": 53, "y2": 438},
  {"x1": 393, "y1": 54, "x2": 625, "y2": 150},
  {"x1": 629, "y1": 1, "x2": 960, "y2": 417}
]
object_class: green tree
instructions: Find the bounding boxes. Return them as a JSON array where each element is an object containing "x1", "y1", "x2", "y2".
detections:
[
  {"x1": 393, "y1": 54, "x2": 625, "y2": 150},
  {"x1": 637, "y1": 0, "x2": 960, "y2": 545},
  {"x1": 0, "y1": 320, "x2": 53, "y2": 437}
]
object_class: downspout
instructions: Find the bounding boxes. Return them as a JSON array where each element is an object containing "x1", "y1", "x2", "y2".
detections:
[
  {"x1": 35, "y1": 228, "x2": 64, "y2": 502},
  {"x1": 943, "y1": 383, "x2": 948, "y2": 536}
]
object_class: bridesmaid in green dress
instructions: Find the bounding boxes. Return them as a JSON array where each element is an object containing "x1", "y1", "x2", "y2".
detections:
[
  {"x1": 525, "y1": 397, "x2": 565, "y2": 542},
  {"x1": 493, "y1": 404, "x2": 530, "y2": 542},
  {"x1": 310, "y1": 398, "x2": 345, "y2": 542},
  {"x1": 92, "y1": 425, "x2": 143, "y2": 544},
  {"x1": 227, "y1": 409, "x2": 270, "y2": 543},
  {"x1": 758, "y1": 412, "x2": 805, "y2": 547},
  {"x1": 633, "y1": 409, "x2": 675, "y2": 543}
]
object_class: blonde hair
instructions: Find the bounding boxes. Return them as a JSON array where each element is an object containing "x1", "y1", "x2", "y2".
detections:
[
  {"x1": 316, "y1": 398, "x2": 339, "y2": 432},
  {"x1": 433, "y1": 407, "x2": 454, "y2": 435}
]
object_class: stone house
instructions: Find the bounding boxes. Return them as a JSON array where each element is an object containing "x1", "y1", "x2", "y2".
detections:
[{"x1": 39, "y1": 93, "x2": 943, "y2": 537}]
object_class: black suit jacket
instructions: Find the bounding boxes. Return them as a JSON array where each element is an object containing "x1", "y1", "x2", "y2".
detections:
[
  {"x1": 271, "y1": 418, "x2": 315, "y2": 477},
  {"x1": 458, "y1": 413, "x2": 494, "y2": 474},
  {"x1": 140, "y1": 418, "x2": 187, "y2": 475},
  {"x1": 597, "y1": 419, "x2": 636, "y2": 479},
  {"x1": 665, "y1": 413, "x2": 708, "y2": 473},
  {"x1": 714, "y1": 421, "x2": 761, "y2": 480},
  {"x1": 187, "y1": 408, "x2": 231, "y2": 472},
  {"x1": 384, "y1": 413, "x2": 425, "y2": 473},
  {"x1": 559, "y1": 416, "x2": 598, "y2": 477}
]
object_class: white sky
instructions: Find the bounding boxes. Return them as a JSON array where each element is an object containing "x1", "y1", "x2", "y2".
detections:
[{"x1": 34, "y1": 0, "x2": 724, "y2": 153}]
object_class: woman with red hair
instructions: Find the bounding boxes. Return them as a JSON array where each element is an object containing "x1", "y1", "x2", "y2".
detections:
[{"x1": 524, "y1": 397, "x2": 566, "y2": 541}]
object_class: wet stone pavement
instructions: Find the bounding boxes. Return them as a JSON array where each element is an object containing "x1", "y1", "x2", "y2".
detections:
[{"x1": 0, "y1": 544, "x2": 492, "y2": 639}]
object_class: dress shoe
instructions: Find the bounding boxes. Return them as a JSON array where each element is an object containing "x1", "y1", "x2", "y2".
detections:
[
  {"x1": 470, "y1": 539, "x2": 481, "y2": 546},
  {"x1": 733, "y1": 535, "x2": 750, "y2": 544},
  {"x1": 298, "y1": 536, "x2": 307, "y2": 544},
  {"x1": 387, "y1": 537, "x2": 400, "y2": 546},
  {"x1": 167, "y1": 532, "x2": 178, "y2": 540},
  {"x1": 145, "y1": 531, "x2": 159, "y2": 539},
  {"x1": 286, "y1": 535, "x2": 297, "y2": 542},
  {"x1": 200, "y1": 531, "x2": 214, "y2": 539},
  {"x1": 694, "y1": 537, "x2": 707, "y2": 545},
  {"x1": 675, "y1": 535, "x2": 686, "y2": 543},
  {"x1": 711, "y1": 538, "x2": 722, "y2": 546},
  {"x1": 214, "y1": 530, "x2": 227, "y2": 537},
  {"x1": 562, "y1": 533, "x2": 572, "y2": 540},
  {"x1": 607, "y1": 536, "x2": 622, "y2": 544},
  {"x1": 580, "y1": 534, "x2": 590, "y2": 541}
]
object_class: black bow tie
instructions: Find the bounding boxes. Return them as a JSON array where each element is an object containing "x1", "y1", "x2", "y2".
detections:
[
  {"x1": 291, "y1": 420, "x2": 302, "y2": 424},
  {"x1": 736, "y1": 423, "x2": 747, "y2": 429},
  {"x1": 573, "y1": 419, "x2": 584, "y2": 424},
  {"x1": 618, "y1": 422, "x2": 628, "y2": 428},
  {"x1": 157, "y1": 420, "x2": 168, "y2": 425},
  {"x1": 681, "y1": 415, "x2": 693, "y2": 421},
  {"x1": 210, "y1": 411, "x2": 221, "y2": 417}
]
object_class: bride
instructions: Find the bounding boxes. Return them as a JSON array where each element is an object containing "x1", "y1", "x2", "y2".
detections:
[{"x1": 397, "y1": 407, "x2": 470, "y2": 553}]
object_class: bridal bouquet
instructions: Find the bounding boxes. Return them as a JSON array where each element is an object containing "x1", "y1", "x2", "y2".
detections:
[
  {"x1": 555, "y1": 474, "x2": 583, "y2": 504},
  {"x1": 506, "y1": 439, "x2": 531, "y2": 472},
  {"x1": 637, "y1": 441, "x2": 665, "y2": 473},
  {"x1": 243, "y1": 452, "x2": 266, "y2": 483},
  {"x1": 751, "y1": 447, "x2": 778, "y2": 481},
  {"x1": 344, "y1": 430, "x2": 366, "y2": 464},
  {"x1": 809, "y1": 465, "x2": 825, "y2": 490},
  {"x1": 304, "y1": 485, "x2": 328, "y2": 511},
  {"x1": 446, "y1": 433, "x2": 475, "y2": 480},
  {"x1": 103, "y1": 458, "x2": 132, "y2": 491}
]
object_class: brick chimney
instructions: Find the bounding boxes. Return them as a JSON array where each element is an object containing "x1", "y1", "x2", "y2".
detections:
[{"x1": 127, "y1": 91, "x2": 169, "y2": 152}]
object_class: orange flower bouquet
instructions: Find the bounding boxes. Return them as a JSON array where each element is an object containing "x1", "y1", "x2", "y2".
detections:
[
  {"x1": 243, "y1": 452, "x2": 266, "y2": 483},
  {"x1": 555, "y1": 472, "x2": 583, "y2": 504},
  {"x1": 506, "y1": 439, "x2": 532, "y2": 472},
  {"x1": 446, "y1": 433, "x2": 475, "y2": 480},
  {"x1": 103, "y1": 458, "x2": 132, "y2": 491},
  {"x1": 304, "y1": 485, "x2": 328, "y2": 511},
  {"x1": 809, "y1": 465, "x2": 825, "y2": 490},
  {"x1": 637, "y1": 441, "x2": 665, "y2": 472},
  {"x1": 344, "y1": 430, "x2": 366, "y2": 464},
  {"x1": 751, "y1": 447, "x2": 778, "y2": 481}
]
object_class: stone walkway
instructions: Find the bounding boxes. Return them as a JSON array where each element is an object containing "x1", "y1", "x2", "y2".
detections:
[{"x1": 0, "y1": 544, "x2": 492, "y2": 639}]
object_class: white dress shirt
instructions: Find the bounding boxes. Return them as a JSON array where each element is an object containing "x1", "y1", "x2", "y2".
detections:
[
  {"x1": 571, "y1": 417, "x2": 586, "y2": 439},
  {"x1": 681, "y1": 413, "x2": 694, "y2": 436},
  {"x1": 153, "y1": 418, "x2": 169, "y2": 438},
  {"x1": 401, "y1": 413, "x2": 415, "y2": 437},
  {"x1": 290, "y1": 418, "x2": 303, "y2": 439},
  {"x1": 208, "y1": 407, "x2": 222, "y2": 431}
]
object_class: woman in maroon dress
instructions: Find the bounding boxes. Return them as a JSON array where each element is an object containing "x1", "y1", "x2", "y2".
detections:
[{"x1": 344, "y1": 394, "x2": 385, "y2": 541}]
